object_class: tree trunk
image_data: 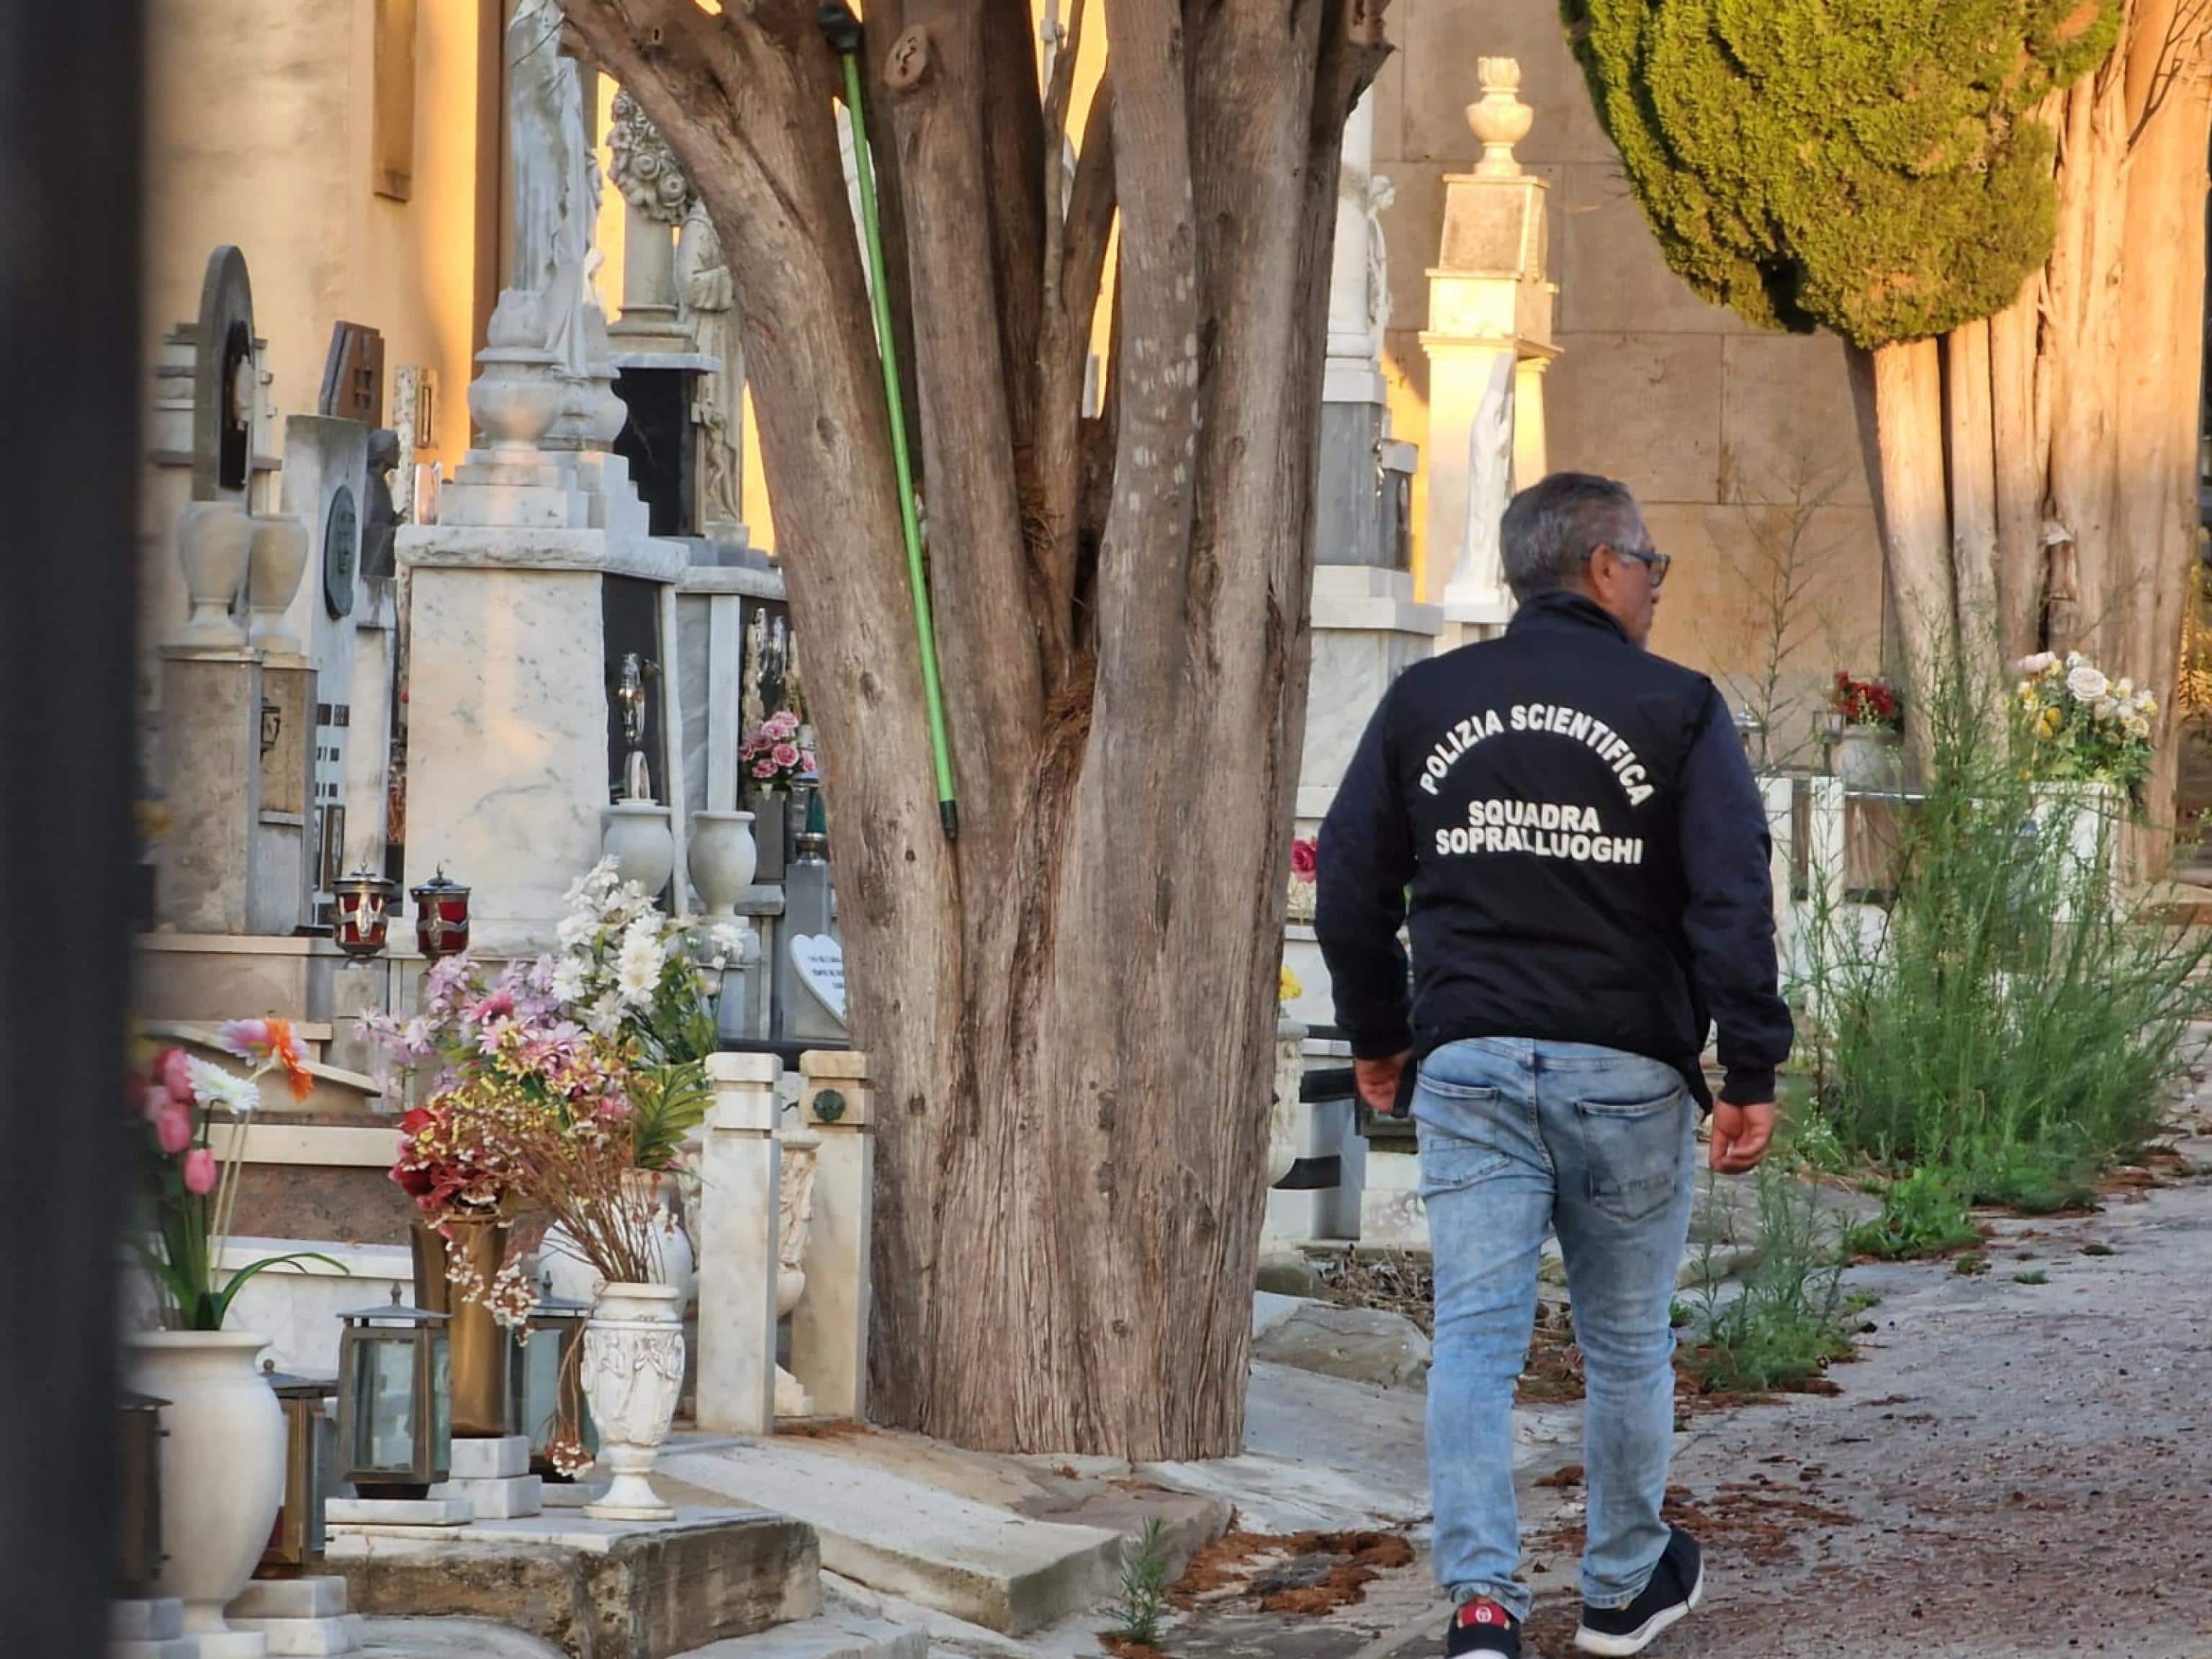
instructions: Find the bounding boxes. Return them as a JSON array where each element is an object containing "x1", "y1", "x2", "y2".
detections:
[
  {"x1": 1852, "y1": 4, "x2": 2210, "y2": 827},
  {"x1": 560, "y1": 0, "x2": 1385, "y2": 1457}
]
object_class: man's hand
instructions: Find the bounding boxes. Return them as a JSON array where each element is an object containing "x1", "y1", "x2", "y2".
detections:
[
  {"x1": 1354, "y1": 1050, "x2": 1411, "y2": 1116},
  {"x1": 1709, "y1": 1100, "x2": 1776, "y2": 1174}
]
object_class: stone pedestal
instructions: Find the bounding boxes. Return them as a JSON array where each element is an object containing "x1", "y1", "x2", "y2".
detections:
[
  {"x1": 156, "y1": 649, "x2": 263, "y2": 935},
  {"x1": 694, "y1": 1052, "x2": 783, "y2": 1436},
  {"x1": 397, "y1": 439, "x2": 686, "y2": 956},
  {"x1": 112, "y1": 1598, "x2": 199, "y2": 1659},
  {"x1": 1424, "y1": 58, "x2": 1557, "y2": 650},
  {"x1": 788, "y1": 1053, "x2": 873, "y2": 1423},
  {"x1": 1295, "y1": 567, "x2": 1443, "y2": 831},
  {"x1": 431, "y1": 1433, "x2": 542, "y2": 1519},
  {"x1": 226, "y1": 1578, "x2": 362, "y2": 1656},
  {"x1": 325, "y1": 1496, "x2": 474, "y2": 1529}
]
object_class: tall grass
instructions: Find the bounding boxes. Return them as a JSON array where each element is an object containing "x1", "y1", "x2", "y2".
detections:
[{"x1": 1797, "y1": 658, "x2": 2212, "y2": 1208}]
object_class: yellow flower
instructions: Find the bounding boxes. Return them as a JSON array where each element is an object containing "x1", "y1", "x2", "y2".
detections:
[
  {"x1": 1279, "y1": 965, "x2": 1303, "y2": 1004},
  {"x1": 2038, "y1": 706, "x2": 2062, "y2": 737}
]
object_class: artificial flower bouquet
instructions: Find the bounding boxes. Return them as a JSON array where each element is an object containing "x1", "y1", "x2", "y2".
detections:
[
  {"x1": 739, "y1": 709, "x2": 817, "y2": 791},
  {"x1": 1829, "y1": 670, "x2": 1902, "y2": 731},
  {"x1": 133, "y1": 1021, "x2": 340, "y2": 1331},
  {"x1": 2012, "y1": 652, "x2": 2156, "y2": 790}
]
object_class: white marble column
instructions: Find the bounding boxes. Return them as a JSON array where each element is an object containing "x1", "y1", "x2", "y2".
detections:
[
  {"x1": 788, "y1": 1049, "x2": 874, "y2": 1424},
  {"x1": 694, "y1": 1052, "x2": 783, "y2": 1436}
]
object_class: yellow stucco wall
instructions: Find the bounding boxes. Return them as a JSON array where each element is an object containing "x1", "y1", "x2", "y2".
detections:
[{"x1": 144, "y1": 0, "x2": 485, "y2": 473}]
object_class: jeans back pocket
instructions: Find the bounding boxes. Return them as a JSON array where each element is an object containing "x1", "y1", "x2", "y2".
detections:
[{"x1": 1573, "y1": 1086, "x2": 1687, "y2": 1223}]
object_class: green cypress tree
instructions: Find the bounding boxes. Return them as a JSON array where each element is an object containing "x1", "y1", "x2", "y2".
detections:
[{"x1": 1563, "y1": 0, "x2": 2120, "y2": 347}]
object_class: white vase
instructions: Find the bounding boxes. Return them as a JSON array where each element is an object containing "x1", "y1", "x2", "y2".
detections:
[
  {"x1": 1832, "y1": 726, "x2": 1899, "y2": 792},
  {"x1": 246, "y1": 514, "x2": 312, "y2": 655},
  {"x1": 688, "y1": 810, "x2": 758, "y2": 917},
  {"x1": 601, "y1": 801, "x2": 675, "y2": 898},
  {"x1": 173, "y1": 500, "x2": 253, "y2": 649},
  {"x1": 580, "y1": 1282, "x2": 686, "y2": 1521},
  {"x1": 126, "y1": 1331, "x2": 286, "y2": 1640}
]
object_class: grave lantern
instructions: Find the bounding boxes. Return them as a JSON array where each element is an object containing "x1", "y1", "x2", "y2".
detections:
[
  {"x1": 410, "y1": 869, "x2": 471, "y2": 959},
  {"x1": 261, "y1": 1362, "x2": 337, "y2": 1570},
  {"x1": 332, "y1": 870, "x2": 400, "y2": 959},
  {"x1": 116, "y1": 1390, "x2": 169, "y2": 1598},
  {"x1": 508, "y1": 1293, "x2": 596, "y2": 1477},
  {"x1": 336, "y1": 1289, "x2": 452, "y2": 1498}
]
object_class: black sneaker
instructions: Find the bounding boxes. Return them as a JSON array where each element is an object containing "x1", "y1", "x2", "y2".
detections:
[
  {"x1": 1573, "y1": 1527, "x2": 1703, "y2": 1655},
  {"x1": 1444, "y1": 1597, "x2": 1521, "y2": 1658}
]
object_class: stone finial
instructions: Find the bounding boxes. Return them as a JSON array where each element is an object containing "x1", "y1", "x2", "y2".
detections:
[
  {"x1": 607, "y1": 90, "x2": 693, "y2": 226},
  {"x1": 1466, "y1": 58, "x2": 1533, "y2": 179}
]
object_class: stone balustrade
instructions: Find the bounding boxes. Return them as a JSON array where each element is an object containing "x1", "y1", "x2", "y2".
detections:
[{"x1": 693, "y1": 1049, "x2": 874, "y2": 1435}]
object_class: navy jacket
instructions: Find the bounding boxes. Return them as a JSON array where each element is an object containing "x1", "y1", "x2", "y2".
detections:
[{"x1": 1315, "y1": 590, "x2": 1791, "y2": 1108}]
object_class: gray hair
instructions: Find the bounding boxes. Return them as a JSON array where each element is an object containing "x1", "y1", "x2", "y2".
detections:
[{"x1": 1499, "y1": 472, "x2": 1641, "y2": 602}]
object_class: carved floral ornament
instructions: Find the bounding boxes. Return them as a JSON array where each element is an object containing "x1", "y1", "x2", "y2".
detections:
[{"x1": 607, "y1": 89, "x2": 693, "y2": 225}]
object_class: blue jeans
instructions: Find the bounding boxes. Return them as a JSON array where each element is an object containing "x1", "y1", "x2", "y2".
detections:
[{"x1": 1417, "y1": 1038, "x2": 1697, "y2": 1620}]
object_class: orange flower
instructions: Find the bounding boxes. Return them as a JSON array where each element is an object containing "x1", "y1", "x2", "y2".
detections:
[{"x1": 265, "y1": 1016, "x2": 315, "y2": 1102}]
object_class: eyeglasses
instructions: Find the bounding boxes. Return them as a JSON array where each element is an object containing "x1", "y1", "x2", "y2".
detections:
[{"x1": 1607, "y1": 544, "x2": 1671, "y2": 588}]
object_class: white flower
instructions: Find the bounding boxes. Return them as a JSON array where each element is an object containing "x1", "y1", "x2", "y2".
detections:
[
  {"x1": 555, "y1": 910, "x2": 596, "y2": 950},
  {"x1": 2066, "y1": 665, "x2": 2109, "y2": 701},
  {"x1": 585, "y1": 992, "x2": 626, "y2": 1038},
  {"x1": 551, "y1": 957, "x2": 589, "y2": 1004},
  {"x1": 2093, "y1": 696, "x2": 2120, "y2": 723},
  {"x1": 2015, "y1": 652, "x2": 2056, "y2": 676},
  {"x1": 2116, "y1": 677, "x2": 2135, "y2": 698},
  {"x1": 187, "y1": 1056, "x2": 258, "y2": 1118},
  {"x1": 616, "y1": 924, "x2": 662, "y2": 1007}
]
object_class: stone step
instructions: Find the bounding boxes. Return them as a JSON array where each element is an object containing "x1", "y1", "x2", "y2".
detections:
[
  {"x1": 672, "y1": 1614, "x2": 927, "y2": 1659},
  {"x1": 655, "y1": 1439, "x2": 1222, "y2": 1638},
  {"x1": 333, "y1": 1510, "x2": 819, "y2": 1659},
  {"x1": 144, "y1": 1020, "x2": 387, "y2": 1115}
]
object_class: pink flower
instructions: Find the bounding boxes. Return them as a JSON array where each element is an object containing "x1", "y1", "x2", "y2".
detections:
[
  {"x1": 772, "y1": 742, "x2": 801, "y2": 769},
  {"x1": 156, "y1": 1099, "x2": 194, "y2": 1155},
  {"x1": 766, "y1": 710, "x2": 801, "y2": 737},
  {"x1": 158, "y1": 1048, "x2": 195, "y2": 1104},
  {"x1": 181, "y1": 1147, "x2": 217, "y2": 1195},
  {"x1": 468, "y1": 989, "x2": 516, "y2": 1024},
  {"x1": 217, "y1": 1018, "x2": 271, "y2": 1060},
  {"x1": 799, "y1": 751, "x2": 818, "y2": 774},
  {"x1": 1290, "y1": 837, "x2": 1318, "y2": 881},
  {"x1": 752, "y1": 757, "x2": 778, "y2": 779}
]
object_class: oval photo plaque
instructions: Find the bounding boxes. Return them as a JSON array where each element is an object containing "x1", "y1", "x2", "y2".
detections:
[{"x1": 323, "y1": 483, "x2": 359, "y2": 619}]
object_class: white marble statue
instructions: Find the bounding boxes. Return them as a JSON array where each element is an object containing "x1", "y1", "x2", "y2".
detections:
[
  {"x1": 1453, "y1": 351, "x2": 1518, "y2": 603},
  {"x1": 1365, "y1": 173, "x2": 1398, "y2": 357},
  {"x1": 677, "y1": 198, "x2": 746, "y2": 533},
  {"x1": 506, "y1": 0, "x2": 600, "y2": 376}
]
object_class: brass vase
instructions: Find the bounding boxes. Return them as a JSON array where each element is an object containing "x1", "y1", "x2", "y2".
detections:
[{"x1": 410, "y1": 1219, "x2": 513, "y2": 1439}]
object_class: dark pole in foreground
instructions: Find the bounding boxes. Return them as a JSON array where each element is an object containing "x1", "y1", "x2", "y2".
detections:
[{"x1": 0, "y1": 0, "x2": 143, "y2": 1651}]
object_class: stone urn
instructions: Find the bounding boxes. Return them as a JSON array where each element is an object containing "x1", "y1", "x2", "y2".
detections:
[
  {"x1": 688, "y1": 810, "x2": 758, "y2": 916},
  {"x1": 246, "y1": 513, "x2": 312, "y2": 655},
  {"x1": 580, "y1": 1282, "x2": 685, "y2": 1521},
  {"x1": 173, "y1": 500, "x2": 254, "y2": 650},
  {"x1": 601, "y1": 801, "x2": 675, "y2": 900},
  {"x1": 1466, "y1": 57, "x2": 1534, "y2": 179},
  {"x1": 1832, "y1": 726, "x2": 1901, "y2": 792},
  {"x1": 126, "y1": 1331, "x2": 287, "y2": 1642}
]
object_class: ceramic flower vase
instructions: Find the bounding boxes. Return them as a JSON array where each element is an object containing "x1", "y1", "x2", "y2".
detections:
[
  {"x1": 1833, "y1": 726, "x2": 1899, "y2": 792},
  {"x1": 580, "y1": 1282, "x2": 685, "y2": 1521},
  {"x1": 688, "y1": 810, "x2": 758, "y2": 916},
  {"x1": 126, "y1": 1331, "x2": 287, "y2": 1641}
]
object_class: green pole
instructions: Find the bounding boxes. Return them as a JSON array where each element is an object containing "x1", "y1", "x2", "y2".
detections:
[{"x1": 822, "y1": 6, "x2": 959, "y2": 842}]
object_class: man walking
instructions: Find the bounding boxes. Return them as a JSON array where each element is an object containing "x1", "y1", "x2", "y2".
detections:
[{"x1": 1316, "y1": 472, "x2": 1791, "y2": 1657}]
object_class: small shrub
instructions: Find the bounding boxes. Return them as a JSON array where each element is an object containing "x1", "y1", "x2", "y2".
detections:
[
  {"x1": 1683, "y1": 1163, "x2": 1854, "y2": 1393},
  {"x1": 1111, "y1": 1518, "x2": 1172, "y2": 1647},
  {"x1": 2013, "y1": 1269, "x2": 2049, "y2": 1285},
  {"x1": 1953, "y1": 1252, "x2": 1989, "y2": 1277},
  {"x1": 1845, "y1": 1167, "x2": 1981, "y2": 1261},
  {"x1": 2080, "y1": 1241, "x2": 2117, "y2": 1258}
]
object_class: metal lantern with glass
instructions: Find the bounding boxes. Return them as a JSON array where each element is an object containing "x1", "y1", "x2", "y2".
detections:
[
  {"x1": 116, "y1": 1390, "x2": 169, "y2": 1598},
  {"x1": 261, "y1": 1363, "x2": 338, "y2": 1572},
  {"x1": 508, "y1": 1290, "x2": 596, "y2": 1478},
  {"x1": 409, "y1": 868, "x2": 471, "y2": 960},
  {"x1": 336, "y1": 1290, "x2": 452, "y2": 1498},
  {"x1": 332, "y1": 868, "x2": 400, "y2": 958}
]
